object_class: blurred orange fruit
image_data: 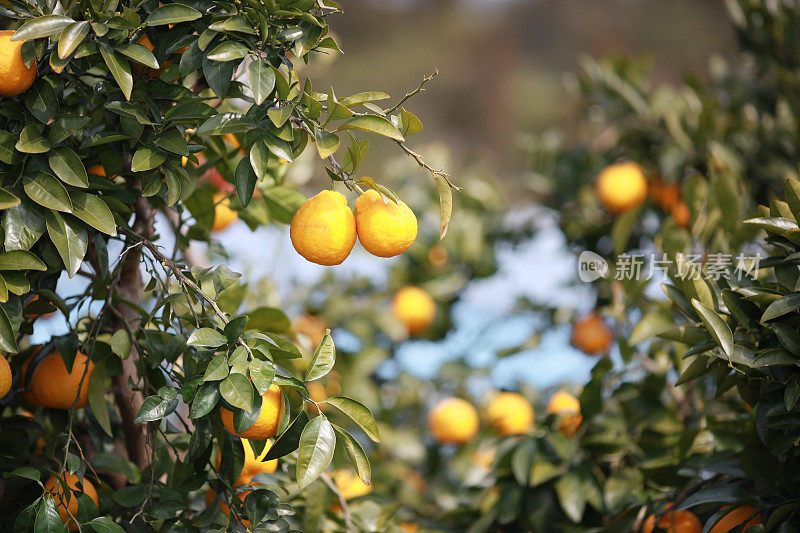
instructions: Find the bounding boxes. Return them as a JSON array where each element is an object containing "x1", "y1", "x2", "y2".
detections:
[
  {"x1": 0, "y1": 355, "x2": 10, "y2": 399},
  {"x1": 428, "y1": 397, "x2": 479, "y2": 444},
  {"x1": 0, "y1": 30, "x2": 36, "y2": 97},
  {"x1": 651, "y1": 179, "x2": 681, "y2": 211},
  {"x1": 642, "y1": 504, "x2": 701, "y2": 533},
  {"x1": 290, "y1": 190, "x2": 357, "y2": 266},
  {"x1": 21, "y1": 349, "x2": 94, "y2": 409},
  {"x1": 709, "y1": 506, "x2": 762, "y2": 533},
  {"x1": 672, "y1": 201, "x2": 690, "y2": 228},
  {"x1": 546, "y1": 390, "x2": 582, "y2": 436},
  {"x1": 87, "y1": 164, "x2": 108, "y2": 178},
  {"x1": 212, "y1": 192, "x2": 238, "y2": 232},
  {"x1": 596, "y1": 162, "x2": 648, "y2": 213},
  {"x1": 292, "y1": 314, "x2": 328, "y2": 347},
  {"x1": 392, "y1": 286, "x2": 436, "y2": 335},
  {"x1": 332, "y1": 469, "x2": 372, "y2": 500},
  {"x1": 355, "y1": 189, "x2": 417, "y2": 257},
  {"x1": 43, "y1": 473, "x2": 98, "y2": 532},
  {"x1": 428, "y1": 245, "x2": 449, "y2": 268},
  {"x1": 484, "y1": 392, "x2": 534, "y2": 435},
  {"x1": 221, "y1": 385, "x2": 283, "y2": 440},
  {"x1": 571, "y1": 312, "x2": 613, "y2": 355}
]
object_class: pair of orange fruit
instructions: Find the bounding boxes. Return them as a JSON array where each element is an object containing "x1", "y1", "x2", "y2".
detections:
[{"x1": 290, "y1": 189, "x2": 418, "y2": 266}]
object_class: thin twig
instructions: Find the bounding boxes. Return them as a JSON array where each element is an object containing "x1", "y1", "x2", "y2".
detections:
[
  {"x1": 320, "y1": 471, "x2": 355, "y2": 533},
  {"x1": 386, "y1": 69, "x2": 439, "y2": 114}
]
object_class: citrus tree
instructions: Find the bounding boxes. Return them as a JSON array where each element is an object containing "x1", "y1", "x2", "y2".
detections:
[{"x1": 0, "y1": 1, "x2": 455, "y2": 530}]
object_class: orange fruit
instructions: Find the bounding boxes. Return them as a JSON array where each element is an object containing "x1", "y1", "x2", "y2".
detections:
[
  {"x1": 709, "y1": 506, "x2": 762, "y2": 533},
  {"x1": 0, "y1": 355, "x2": 10, "y2": 399},
  {"x1": 331, "y1": 469, "x2": 371, "y2": 500},
  {"x1": 571, "y1": 312, "x2": 613, "y2": 355},
  {"x1": 43, "y1": 473, "x2": 99, "y2": 532},
  {"x1": 21, "y1": 349, "x2": 94, "y2": 409},
  {"x1": 212, "y1": 192, "x2": 238, "y2": 232},
  {"x1": 546, "y1": 390, "x2": 583, "y2": 436},
  {"x1": 205, "y1": 488, "x2": 250, "y2": 526},
  {"x1": 0, "y1": 30, "x2": 36, "y2": 97},
  {"x1": 87, "y1": 164, "x2": 107, "y2": 178},
  {"x1": 292, "y1": 314, "x2": 328, "y2": 348},
  {"x1": 651, "y1": 180, "x2": 681, "y2": 211},
  {"x1": 596, "y1": 162, "x2": 648, "y2": 213},
  {"x1": 672, "y1": 201, "x2": 690, "y2": 228},
  {"x1": 642, "y1": 504, "x2": 701, "y2": 533},
  {"x1": 221, "y1": 385, "x2": 283, "y2": 440},
  {"x1": 223, "y1": 133, "x2": 246, "y2": 156},
  {"x1": 355, "y1": 189, "x2": 417, "y2": 257},
  {"x1": 428, "y1": 397, "x2": 479, "y2": 444},
  {"x1": 290, "y1": 190, "x2": 357, "y2": 266},
  {"x1": 484, "y1": 392, "x2": 534, "y2": 436},
  {"x1": 428, "y1": 245, "x2": 449, "y2": 268},
  {"x1": 392, "y1": 286, "x2": 436, "y2": 335},
  {"x1": 215, "y1": 439, "x2": 278, "y2": 486}
]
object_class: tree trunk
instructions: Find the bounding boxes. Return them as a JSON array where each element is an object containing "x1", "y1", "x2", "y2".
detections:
[{"x1": 111, "y1": 196, "x2": 155, "y2": 474}]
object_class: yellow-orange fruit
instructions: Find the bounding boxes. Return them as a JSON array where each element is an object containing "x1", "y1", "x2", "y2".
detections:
[
  {"x1": 709, "y1": 506, "x2": 762, "y2": 533},
  {"x1": 643, "y1": 504, "x2": 702, "y2": 533},
  {"x1": 571, "y1": 312, "x2": 613, "y2": 355},
  {"x1": 672, "y1": 201, "x2": 690, "y2": 228},
  {"x1": 292, "y1": 314, "x2": 328, "y2": 347},
  {"x1": 392, "y1": 286, "x2": 436, "y2": 335},
  {"x1": 221, "y1": 385, "x2": 283, "y2": 440},
  {"x1": 87, "y1": 164, "x2": 107, "y2": 178},
  {"x1": 595, "y1": 162, "x2": 648, "y2": 213},
  {"x1": 212, "y1": 192, "x2": 238, "y2": 232},
  {"x1": 215, "y1": 439, "x2": 278, "y2": 486},
  {"x1": 205, "y1": 488, "x2": 250, "y2": 526},
  {"x1": 355, "y1": 189, "x2": 417, "y2": 257},
  {"x1": 428, "y1": 245, "x2": 449, "y2": 268},
  {"x1": 332, "y1": 469, "x2": 371, "y2": 500},
  {"x1": 0, "y1": 30, "x2": 36, "y2": 97},
  {"x1": 651, "y1": 180, "x2": 681, "y2": 211},
  {"x1": 43, "y1": 473, "x2": 99, "y2": 532},
  {"x1": 428, "y1": 397, "x2": 479, "y2": 444},
  {"x1": 546, "y1": 390, "x2": 583, "y2": 436},
  {"x1": 290, "y1": 191, "x2": 357, "y2": 266},
  {"x1": 0, "y1": 355, "x2": 10, "y2": 399},
  {"x1": 484, "y1": 392, "x2": 534, "y2": 436},
  {"x1": 21, "y1": 350, "x2": 94, "y2": 409}
]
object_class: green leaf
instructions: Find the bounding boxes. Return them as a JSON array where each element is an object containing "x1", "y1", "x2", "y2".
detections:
[
  {"x1": 145, "y1": 5, "x2": 202, "y2": 26},
  {"x1": 187, "y1": 328, "x2": 227, "y2": 347},
  {"x1": 554, "y1": 471, "x2": 588, "y2": 523},
  {"x1": 24, "y1": 80, "x2": 59, "y2": 124},
  {"x1": 325, "y1": 396, "x2": 380, "y2": 443},
  {"x1": 35, "y1": 497, "x2": 63, "y2": 533},
  {"x1": 99, "y1": 44, "x2": 133, "y2": 101},
  {"x1": 89, "y1": 516, "x2": 126, "y2": 533},
  {"x1": 262, "y1": 187, "x2": 306, "y2": 224},
  {"x1": 304, "y1": 330, "x2": 335, "y2": 381},
  {"x1": 209, "y1": 16, "x2": 258, "y2": 34},
  {"x1": 69, "y1": 192, "x2": 117, "y2": 236},
  {"x1": 337, "y1": 115, "x2": 404, "y2": 141},
  {"x1": 761, "y1": 293, "x2": 800, "y2": 322},
  {"x1": 339, "y1": 92, "x2": 390, "y2": 107},
  {"x1": 268, "y1": 105, "x2": 293, "y2": 128},
  {"x1": 46, "y1": 211, "x2": 88, "y2": 278},
  {"x1": 250, "y1": 358, "x2": 275, "y2": 396},
  {"x1": 153, "y1": 129, "x2": 188, "y2": 156},
  {"x1": 0, "y1": 304, "x2": 18, "y2": 353},
  {"x1": 265, "y1": 411, "x2": 308, "y2": 461},
  {"x1": 198, "y1": 113, "x2": 254, "y2": 135},
  {"x1": 58, "y1": 21, "x2": 90, "y2": 59},
  {"x1": 12, "y1": 15, "x2": 73, "y2": 41},
  {"x1": 207, "y1": 41, "x2": 249, "y2": 62},
  {"x1": 117, "y1": 43, "x2": 159, "y2": 70},
  {"x1": 202, "y1": 55, "x2": 234, "y2": 99},
  {"x1": 24, "y1": 173, "x2": 72, "y2": 212},
  {"x1": 134, "y1": 391, "x2": 178, "y2": 423},
  {"x1": 785, "y1": 375, "x2": 800, "y2": 411},
  {"x1": 189, "y1": 382, "x2": 219, "y2": 419},
  {"x1": 203, "y1": 353, "x2": 229, "y2": 381},
  {"x1": 0, "y1": 188, "x2": 20, "y2": 210},
  {"x1": 249, "y1": 140, "x2": 270, "y2": 180},
  {"x1": 131, "y1": 146, "x2": 166, "y2": 172},
  {"x1": 315, "y1": 129, "x2": 339, "y2": 159},
  {"x1": 691, "y1": 299, "x2": 734, "y2": 359},
  {"x1": 433, "y1": 174, "x2": 453, "y2": 238},
  {"x1": 332, "y1": 424, "x2": 371, "y2": 485},
  {"x1": 49, "y1": 147, "x2": 89, "y2": 188},
  {"x1": 296, "y1": 415, "x2": 336, "y2": 489},
  {"x1": 220, "y1": 373, "x2": 254, "y2": 411},
  {"x1": 0, "y1": 250, "x2": 46, "y2": 271},
  {"x1": 397, "y1": 108, "x2": 423, "y2": 136},
  {"x1": 16, "y1": 125, "x2": 51, "y2": 154},
  {"x1": 234, "y1": 157, "x2": 258, "y2": 207},
  {"x1": 3, "y1": 201, "x2": 45, "y2": 251},
  {"x1": 110, "y1": 329, "x2": 131, "y2": 359},
  {"x1": 6, "y1": 466, "x2": 41, "y2": 482},
  {"x1": 88, "y1": 359, "x2": 112, "y2": 437},
  {"x1": 248, "y1": 61, "x2": 276, "y2": 106}
]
